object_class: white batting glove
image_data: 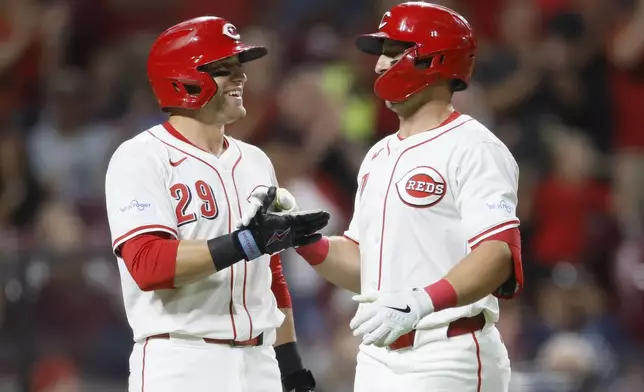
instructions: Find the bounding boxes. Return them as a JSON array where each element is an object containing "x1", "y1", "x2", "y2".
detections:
[
  {"x1": 236, "y1": 187, "x2": 299, "y2": 229},
  {"x1": 350, "y1": 289, "x2": 434, "y2": 348}
]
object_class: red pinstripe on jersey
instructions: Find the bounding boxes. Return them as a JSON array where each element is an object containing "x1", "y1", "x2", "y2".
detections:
[
  {"x1": 150, "y1": 124, "x2": 239, "y2": 339},
  {"x1": 377, "y1": 117, "x2": 474, "y2": 290}
]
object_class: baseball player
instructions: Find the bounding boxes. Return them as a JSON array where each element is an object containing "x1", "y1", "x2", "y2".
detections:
[
  {"x1": 104, "y1": 17, "x2": 327, "y2": 392},
  {"x1": 295, "y1": 3, "x2": 522, "y2": 391}
]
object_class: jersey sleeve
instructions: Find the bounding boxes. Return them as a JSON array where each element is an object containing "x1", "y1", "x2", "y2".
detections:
[
  {"x1": 454, "y1": 141, "x2": 520, "y2": 248},
  {"x1": 105, "y1": 141, "x2": 178, "y2": 256},
  {"x1": 343, "y1": 172, "x2": 367, "y2": 244}
]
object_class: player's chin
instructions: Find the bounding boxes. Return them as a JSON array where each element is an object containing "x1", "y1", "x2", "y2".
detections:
[
  {"x1": 385, "y1": 100, "x2": 404, "y2": 112},
  {"x1": 225, "y1": 105, "x2": 247, "y2": 122},
  {"x1": 387, "y1": 97, "x2": 422, "y2": 117}
]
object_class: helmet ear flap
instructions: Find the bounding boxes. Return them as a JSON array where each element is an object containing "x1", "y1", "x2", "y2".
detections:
[
  {"x1": 374, "y1": 46, "x2": 441, "y2": 102},
  {"x1": 413, "y1": 54, "x2": 446, "y2": 71},
  {"x1": 160, "y1": 81, "x2": 201, "y2": 112},
  {"x1": 154, "y1": 69, "x2": 219, "y2": 111}
]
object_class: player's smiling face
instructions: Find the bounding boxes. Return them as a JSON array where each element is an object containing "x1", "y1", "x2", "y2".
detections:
[{"x1": 200, "y1": 55, "x2": 247, "y2": 123}]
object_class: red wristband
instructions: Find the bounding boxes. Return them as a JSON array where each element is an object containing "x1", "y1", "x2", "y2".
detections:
[
  {"x1": 295, "y1": 237, "x2": 330, "y2": 266},
  {"x1": 424, "y1": 279, "x2": 458, "y2": 311}
]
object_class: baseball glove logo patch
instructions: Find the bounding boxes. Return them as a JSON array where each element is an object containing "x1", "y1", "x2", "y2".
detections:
[
  {"x1": 396, "y1": 166, "x2": 446, "y2": 207},
  {"x1": 266, "y1": 228, "x2": 291, "y2": 247}
]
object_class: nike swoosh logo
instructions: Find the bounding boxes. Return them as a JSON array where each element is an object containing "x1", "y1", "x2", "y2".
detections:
[
  {"x1": 169, "y1": 157, "x2": 187, "y2": 167},
  {"x1": 379, "y1": 11, "x2": 391, "y2": 29},
  {"x1": 385, "y1": 305, "x2": 411, "y2": 313}
]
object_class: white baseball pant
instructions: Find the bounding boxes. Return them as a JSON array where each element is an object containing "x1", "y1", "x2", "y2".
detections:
[
  {"x1": 354, "y1": 325, "x2": 511, "y2": 392},
  {"x1": 128, "y1": 334, "x2": 282, "y2": 392}
]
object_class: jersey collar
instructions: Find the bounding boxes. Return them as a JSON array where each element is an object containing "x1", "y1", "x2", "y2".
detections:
[
  {"x1": 150, "y1": 122, "x2": 240, "y2": 166},
  {"x1": 163, "y1": 122, "x2": 230, "y2": 153},
  {"x1": 395, "y1": 111, "x2": 462, "y2": 141}
]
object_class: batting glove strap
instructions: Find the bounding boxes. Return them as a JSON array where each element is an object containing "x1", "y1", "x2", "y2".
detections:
[
  {"x1": 207, "y1": 231, "x2": 248, "y2": 271},
  {"x1": 236, "y1": 229, "x2": 262, "y2": 260}
]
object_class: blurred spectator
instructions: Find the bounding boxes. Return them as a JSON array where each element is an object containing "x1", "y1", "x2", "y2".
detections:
[
  {"x1": 180, "y1": 0, "x2": 258, "y2": 30},
  {"x1": 33, "y1": 201, "x2": 85, "y2": 257},
  {"x1": 540, "y1": 10, "x2": 613, "y2": 150},
  {"x1": 26, "y1": 68, "x2": 118, "y2": 206},
  {"x1": 114, "y1": 32, "x2": 167, "y2": 137},
  {"x1": 473, "y1": 0, "x2": 546, "y2": 165},
  {"x1": 315, "y1": 288, "x2": 360, "y2": 392},
  {"x1": 609, "y1": 361, "x2": 644, "y2": 392},
  {"x1": 453, "y1": 81, "x2": 495, "y2": 127},
  {"x1": 88, "y1": 47, "x2": 129, "y2": 122},
  {"x1": 118, "y1": 84, "x2": 167, "y2": 138},
  {"x1": 529, "y1": 127, "x2": 614, "y2": 268},
  {"x1": 535, "y1": 333, "x2": 605, "y2": 392},
  {"x1": 496, "y1": 299, "x2": 527, "y2": 362},
  {"x1": 607, "y1": 0, "x2": 644, "y2": 238},
  {"x1": 0, "y1": 0, "x2": 45, "y2": 125},
  {"x1": 31, "y1": 355, "x2": 78, "y2": 392},
  {"x1": 614, "y1": 236, "x2": 644, "y2": 343},
  {"x1": 0, "y1": 129, "x2": 44, "y2": 230}
]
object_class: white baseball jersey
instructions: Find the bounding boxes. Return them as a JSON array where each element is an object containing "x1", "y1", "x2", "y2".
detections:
[
  {"x1": 105, "y1": 122, "x2": 284, "y2": 343},
  {"x1": 345, "y1": 113, "x2": 519, "y2": 335}
]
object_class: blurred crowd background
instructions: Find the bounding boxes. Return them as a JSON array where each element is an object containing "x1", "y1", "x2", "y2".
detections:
[{"x1": 1, "y1": 0, "x2": 643, "y2": 391}]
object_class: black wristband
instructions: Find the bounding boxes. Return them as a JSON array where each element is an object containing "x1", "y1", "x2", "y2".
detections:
[
  {"x1": 275, "y1": 342, "x2": 305, "y2": 376},
  {"x1": 275, "y1": 342, "x2": 315, "y2": 390},
  {"x1": 207, "y1": 231, "x2": 247, "y2": 271}
]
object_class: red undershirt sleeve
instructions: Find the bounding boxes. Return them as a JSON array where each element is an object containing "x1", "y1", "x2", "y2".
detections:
[
  {"x1": 270, "y1": 254, "x2": 292, "y2": 309},
  {"x1": 472, "y1": 226, "x2": 523, "y2": 299},
  {"x1": 120, "y1": 232, "x2": 179, "y2": 291}
]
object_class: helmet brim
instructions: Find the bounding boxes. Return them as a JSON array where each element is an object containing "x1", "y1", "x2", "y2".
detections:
[
  {"x1": 237, "y1": 45, "x2": 268, "y2": 63},
  {"x1": 355, "y1": 32, "x2": 389, "y2": 55}
]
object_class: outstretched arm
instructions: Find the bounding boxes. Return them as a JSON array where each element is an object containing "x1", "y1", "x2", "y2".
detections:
[
  {"x1": 256, "y1": 184, "x2": 363, "y2": 293},
  {"x1": 297, "y1": 235, "x2": 362, "y2": 293},
  {"x1": 117, "y1": 187, "x2": 329, "y2": 291}
]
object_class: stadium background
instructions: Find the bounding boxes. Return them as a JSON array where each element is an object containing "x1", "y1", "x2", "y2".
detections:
[{"x1": 1, "y1": 0, "x2": 643, "y2": 391}]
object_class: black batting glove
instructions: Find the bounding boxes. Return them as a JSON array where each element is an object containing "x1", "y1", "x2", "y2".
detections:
[
  {"x1": 236, "y1": 186, "x2": 330, "y2": 260},
  {"x1": 275, "y1": 342, "x2": 316, "y2": 392}
]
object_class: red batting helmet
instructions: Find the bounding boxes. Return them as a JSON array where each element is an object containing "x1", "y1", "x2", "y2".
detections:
[
  {"x1": 355, "y1": 2, "x2": 477, "y2": 103},
  {"x1": 147, "y1": 16, "x2": 267, "y2": 111}
]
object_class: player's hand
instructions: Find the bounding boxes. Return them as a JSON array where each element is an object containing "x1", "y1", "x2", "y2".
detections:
[
  {"x1": 349, "y1": 288, "x2": 435, "y2": 348},
  {"x1": 237, "y1": 186, "x2": 329, "y2": 259},
  {"x1": 274, "y1": 187, "x2": 299, "y2": 212},
  {"x1": 282, "y1": 369, "x2": 316, "y2": 392},
  {"x1": 236, "y1": 187, "x2": 299, "y2": 229}
]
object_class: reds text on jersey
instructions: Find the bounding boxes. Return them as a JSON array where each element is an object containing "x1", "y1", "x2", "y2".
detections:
[
  {"x1": 105, "y1": 122, "x2": 284, "y2": 342},
  {"x1": 345, "y1": 113, "x2": 519, "y2": 342}
]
